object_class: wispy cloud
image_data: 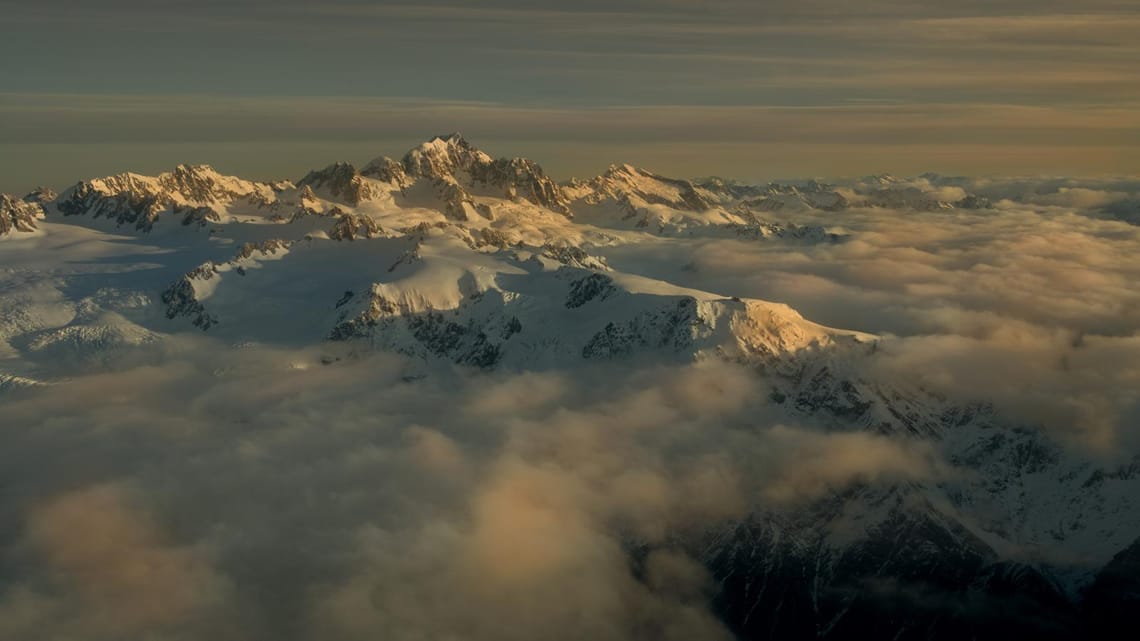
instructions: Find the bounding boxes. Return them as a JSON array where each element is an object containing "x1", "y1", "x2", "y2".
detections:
[
  {"x1": 2, "y1": 0, "x2": 1137, "y2": 185},
  {"x1": 3, "y1": 93, "x2": 1138, "y2": 192}
]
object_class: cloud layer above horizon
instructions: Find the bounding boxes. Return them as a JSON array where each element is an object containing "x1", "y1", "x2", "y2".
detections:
[{"x1": 2, "y1": 0, "x2": 1139, "y2": 191}]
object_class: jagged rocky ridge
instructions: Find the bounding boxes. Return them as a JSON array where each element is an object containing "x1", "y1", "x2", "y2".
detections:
[
  {"x1": 54, "y1": 164, "x2": 285, "y2": 231},
  {"x1": 0, "y1": 189, "x2": 51, "y2": 235},
  {"x1": 38, "y1": 134, "x2": 1000, "y2": 242}
]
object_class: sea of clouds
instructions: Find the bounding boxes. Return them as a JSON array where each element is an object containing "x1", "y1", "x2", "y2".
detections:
[
  {"x1": 650, "y1": 177, "x2": 1140, "y2": 452},
  {"x1": 1, "y1": 175, "x2": 1139, "y2": 640},
  {"x1": 0, "y1": 345, "x2": 953, "y2": 641}
]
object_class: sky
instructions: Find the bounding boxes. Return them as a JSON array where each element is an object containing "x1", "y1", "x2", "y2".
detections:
[{"x1": 2, "y1": 0, "x2": 1139, "y2": 192}]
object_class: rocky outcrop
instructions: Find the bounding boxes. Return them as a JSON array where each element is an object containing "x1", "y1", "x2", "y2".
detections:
[
  {"x1": 328, "y1": 211, "x2": 385, "y2": 241},
  {"x1": 727, "y1": 217, "x2": 843, "y2": 243},
  {"x1": 157, "y1": 164, "x2": 263, "y2": 204},
  {"x1": 56, "y1": 165, "x2": 278, "y2": 231},
  {"x1": 297, "y1": 162, "x2": 384, "y2": 206},
  {"x1": 161, "y1": 263, "x2": 220, "y2": 330},
  {"x1": 399, "y1": 134, "x2": 572, "y2": 216},
  {"x1": 56, "y1": 178, "x2": 168, "y2": 231},
  {"x1": 0, "y1": 192, "x2": 46, "y2": 235},
  {"x1": 581, "y1": 297, "x2": 704, "y2": 359},
  {"x1": 360, "y1": 156, "x2": 411, "y2": 187},
  {"x1": 161, "y1": 239, "x2": 292, "y2": 329},
  {"x1": 706, "y1": 495, "x2": 1080, "y2": 641},
  {"x1": 540, "y1": 242, "x2": 610, "y2": 270},
  {"x1": 469, "y1": 156, "x2": 572, "y2": 215},
  {"x1": 577, "y1": 163, "x2": 715, "y2": 212},
  {"x1": 565, "y1": 273, "x2": 617, "y2": 308}
]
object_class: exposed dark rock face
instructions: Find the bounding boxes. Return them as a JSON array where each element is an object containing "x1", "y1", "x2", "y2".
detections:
[
  {"x1": 582, "y1": 298, "x2": 701, "y2": 359},
  {"x1": 180, "y1": 205, "x2": 222, "y2": 227},
  {"x1": 328, "y1": 211, "x2": 385, "y2": 241},
  {"x1": 360, "y1": 156, "x2": 410, "y2": 186},
  {"x1": 233, "y1": 239, "x2": 290, "y2": 260},
  {"x1": 1083, "y1": 536, "x2": 1140, "y2": 639},
  {"x1": 540, "y1": 242, "x2": 610, "y2": 270},
  {"x1": 327, "y1": 292, "x2": 400, "y2": 341},
  {"x1": 0, "y1": 192, "x2": 45, "y2": 234},
  {"x1": 327, "y1": 290, "x2": 514, "y2": 369},
  {"x1": 435, "y1": 177, "x2": 477, "y2": 221},
  {"x1": 565, "y1": 273, "x2": 617, "y2": 308},
  {"x1": 727, "y1": 218, "x2": 843, "y2": 243},
  {"x1": 469, "y1": 156, "x2": 573, "y2": 215},
  {"x1": 406, "y1": 311, "x2": 503, "y2": 369},
  {"x1": 297, "y1": 162, "x2": 383, "y2": 206},
  {"x1": 57, "y1": 180, "x2": 167, "y2": 231},
  {"x1": 161, "y1": 240, "x2": 291, "y2": 329},
  {"x1": 401, "y1": 134, "x2": 573, "y2": 216},
  {"x1": 157, "y1": 164, "x2": 249, "y2": 203},
  {"x1": 958, "y1": 194, "x2": 994, "y2": 209},
  {"x1": 54, "y1": 165, "x2": 278, "y2": 231},
  {"x1": 20, "y1": 186, "x2": 56, "y2": 205},
  {"x1": 466, "y1": 227, "x2": 514, "y2": 250},
  {"x1": 161, "y1": 265, "x2": 219, "y2": 330},
  {"x1": 704, "y1": 495, "x2": 1082, "y2": 641}
]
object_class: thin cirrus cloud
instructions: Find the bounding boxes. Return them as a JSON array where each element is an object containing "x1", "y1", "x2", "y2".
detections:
[
  {"x1": 1, "y1": 0, "x2": 1138, "y2": 189},
  {"x1": 2, "y1": 94, "x2": 1139, "y2": 194}
]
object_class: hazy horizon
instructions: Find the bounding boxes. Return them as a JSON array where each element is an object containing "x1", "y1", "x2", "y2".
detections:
[{"x1": 3, "y1": 0, "x2": 1139, "y2": 193}]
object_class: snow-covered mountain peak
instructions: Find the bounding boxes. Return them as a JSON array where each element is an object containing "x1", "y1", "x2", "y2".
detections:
[
  {"x1": 63, "y1": 164, "x2": 267, "y2": 206},
  {"x1": 577, "y1": 162, "x2": 714, "y2": 213},
  {"x1": 402, "y1": 132, "x2": 494, "y2": 178},
  {"x1": 168, "y1": 163, "x2": 222, "y2": 180},
  {"x1": 25, "y1": 137, "x2": 1003, "y2": 244},
  {"x1": 156, "y1": 163, "x2": 270, "y2": 205},
  {"x1": 53, "y1": 164, "x2": 283, "y2": 231},
  {"x1": 395, "y1": 135, "x2": 573, "y2": 217},
  {"x1": 21, "y1": 186, "x2": 57, "y2": 205},
  {"x1": 604, "y1": 162, "x2": 642, "y2": 177}
]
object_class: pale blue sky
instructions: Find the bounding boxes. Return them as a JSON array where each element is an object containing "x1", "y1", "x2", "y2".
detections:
[{"x1": 2, "y1": 0, "x2": 1138, "y2": 192}]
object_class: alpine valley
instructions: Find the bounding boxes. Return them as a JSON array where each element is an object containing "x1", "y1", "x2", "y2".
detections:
[{"x1": 2, "y1": 135, "x2": 1138, "y2": 641}]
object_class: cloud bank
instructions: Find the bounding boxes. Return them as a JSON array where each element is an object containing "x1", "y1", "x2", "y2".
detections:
[
  {"x1": 3, "y1": 0, "x2": 1139, "y2": 191},
  {"x1": 0, "y1": 342, "x2": 951, "y2": 641},
  {"x1": 647, "y1": 183, "x2": 1140, "y2": 451}
]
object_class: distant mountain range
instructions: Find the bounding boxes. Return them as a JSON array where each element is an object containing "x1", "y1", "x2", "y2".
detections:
[{"x1": 2, "y1": 135, "x2": 1137, "y2": 640}]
